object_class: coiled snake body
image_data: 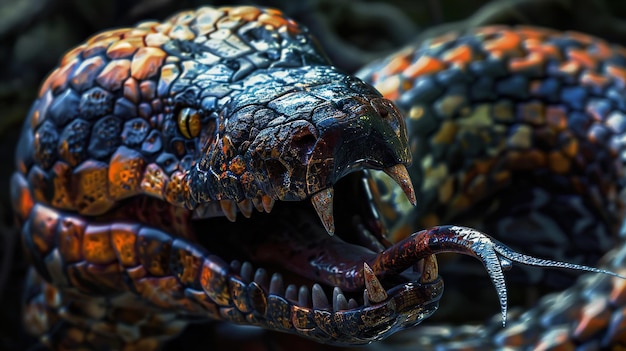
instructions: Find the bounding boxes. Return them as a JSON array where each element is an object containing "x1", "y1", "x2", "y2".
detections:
[{"x1": 9, "y1": 6, "x2": 626, "y2": 350}]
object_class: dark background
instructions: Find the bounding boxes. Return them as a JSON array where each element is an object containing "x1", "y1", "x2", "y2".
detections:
[{"x1": 4, "y1": 0, "x2": 626, "y2": 349}]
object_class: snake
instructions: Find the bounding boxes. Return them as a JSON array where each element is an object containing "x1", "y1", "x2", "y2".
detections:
[{"x1": 8, "y1": 6, "x2": 625, "y2": 350}]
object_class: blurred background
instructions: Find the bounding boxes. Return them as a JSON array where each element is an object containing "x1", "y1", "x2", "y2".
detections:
[{"x1": 4, "y1": 0, "x2": 626, "y2": 349}]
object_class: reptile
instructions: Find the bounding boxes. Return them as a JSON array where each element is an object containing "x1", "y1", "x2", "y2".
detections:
[
  {"x1": 358, "y1": 26, "x2": 626, "y2": 348},
  {"x1": 8, "y1": 6, "x2": 624, "y2": 350}
]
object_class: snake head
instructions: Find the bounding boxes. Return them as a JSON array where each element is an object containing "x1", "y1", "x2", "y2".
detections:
[{"x1": 194, "y1": 66, "x2": 415, "y2": 234}]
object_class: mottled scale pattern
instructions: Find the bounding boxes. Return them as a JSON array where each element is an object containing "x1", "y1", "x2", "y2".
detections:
[
  {"x1": 359, "y1": 26, "x2": 626, "y2": 306},
  {"x1": 10, "y1": 5, "x2": 421, "y2": 349},
  {"x1": 11, "y1": 7, "x2": 329, "y2": 349},
  {"x1": 17, "y1": 6, "x2": 325, "y2": 217},
  {"x1": 357, "y1": 26, "x2": 626, "y2": 349}
]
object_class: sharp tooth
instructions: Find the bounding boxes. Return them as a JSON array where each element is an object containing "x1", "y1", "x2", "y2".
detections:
[
  {"x1": 363, "y1": 262, "x2": 388, "y2": 303},
  {"x1": 311, "y1": 188, "x2": 335, "y2": 236},
  {"x1": 312, "y1": 283, "x2": 330, "y2": 310},
  {"x1": 230, "y1": 260, "x2": 241, "y2": 273},
  {"x1": 420, "y1": 254, "x2": 438, "y2": 284},
  {"x1": 220, "y1": 200, "x2": 237, "y2": 222},
  {"x1": 298, "y1": 285, "x2": 311, "y2": 307},
  {"x1": 254, "y1": 268, "x2": 269, "y2": 289},
  {"x1": 252, "y1": 196, "x2": 265, "y2": 212},
  {"x1": 333, "y1": 287, "x2": 348, "y2": 311},
  {"x1": 269, "y1": 273, "x2": 284, "y2": 295},
  {"x1": 240, "y1": 261, "x2": 253, "y2": 282},
  {"x1": 383, "y1": 164, "x2": 416, "y2": 206},
  {"x1": 261, "y1": 195, "x2": 275, "y2": 213},
  {"x1": 237, "y1": 199, "x2": 253, "y2": 218},
  {"x1": 348, "y1": 298, "x2": 359, "y2": 309},
  {"x1": 285, "y1": 284, "x2": 298, "y2": 302}
]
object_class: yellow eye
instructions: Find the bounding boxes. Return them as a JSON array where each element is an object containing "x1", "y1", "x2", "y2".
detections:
[{"x1": 178, "y1": 107, "x2": 201, "y2": 139}]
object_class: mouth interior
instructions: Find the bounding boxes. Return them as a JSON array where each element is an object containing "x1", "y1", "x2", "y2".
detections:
[{"x1": 192, "y1": 170, "x2": 441, "y2": 313}]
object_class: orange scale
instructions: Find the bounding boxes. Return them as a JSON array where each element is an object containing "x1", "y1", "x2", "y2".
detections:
[
  {"x1": 558, "y1": 60, "x2": 582, "y2": 76},
  {"x1": 229, "y1": 5, "x2": 261, "y2": 21},
  {"x1": 373, "y1": 76, "x2": 401, "y2": 101},
  {"x1": 123, "y1": 77, "x2": 140, "y2": 104},
  {"x1": 106, "y1": 38, "x2": 144, "y2": 59},
  {"x1": 87, "y1": 29, "x2": 127, "y2": 46},
  {"x1": 83, "y1": 37, "x2": 118, "y2": 58},
  {"x1": 108, "y1": 147, "x2": 146, "y2": 201},
  {"x1": 567, "y1": 48, "x2": 597, "y2": 69},
  {"x1": 516, "y1": 26, "x2": 554, "y2": 40},
  {"x1": 131, "y1": 47, "x2": 167, "y2": 81},
  {"x1": 61, "y1": 44, "x2": 87, "y2": 66},
  {"x1": 82, "y1": 224, "x2": 117, "y2": 265},
  {"x1": 96, "y1": 59, "x2": 131, "y2": 91},
  {"x1": 442, "y1": 44, "x2": 473, "y2": 66},
  {"x1": 164, "y1": 171, "x2": 188, "y2": 208},
  {"x1": 483, "y1": 30, "x2": 522, "y2": 56},
  {"x1": 524, "y1": 39, "x2": 562, "y2": 60},
  {"x1": 111, "y1": 223, "x2": 140, "y2": 267},
  {"x1": 122, "y1": 28, "x2": 151, "y2": 39},
  {"x1": 72, "y1": 160, "x2": 113, "y2": 216},
  {"x1": 40, "y1": 59, "x2": 79, "y2": 95},
  {"x1": 509, "y1": 52, "x2": 544, "y2": 74},
  {"x1": 382, "y1": 53, "x2": 411, "y2": 76},
  {"x1": 257, "y1": 13, "x2": 288, "y2": 28},
  {"x1": 403, "y1": 56, "x2": 446, "y2": 79}
]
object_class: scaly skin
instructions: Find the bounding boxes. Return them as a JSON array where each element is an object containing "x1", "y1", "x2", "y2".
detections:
[
  {"x1": 9, "y1": 6, "x2": 438, "y2": 350},
  {"x1": 11, "y1": 6, "x2": 624, "y2": 350},
  {"x1": 359, "y1": 26, "x2": 626, "y2": 348}
]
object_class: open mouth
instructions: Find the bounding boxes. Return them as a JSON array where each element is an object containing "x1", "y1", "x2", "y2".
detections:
[
  {"x1": 188, "y1": 167, "x2": 444, "y2": 344},
  {"x1": 181, "y1": 163, "x2": 626, "y2": 345}
]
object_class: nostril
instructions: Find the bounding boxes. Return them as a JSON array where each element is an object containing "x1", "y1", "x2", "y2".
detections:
[
  {"x1": 379, "y1": 108, "x2": 389, "y2": 119},
  {"x1": 292, "y1": 131, "x2": 317, "y2": 164}
]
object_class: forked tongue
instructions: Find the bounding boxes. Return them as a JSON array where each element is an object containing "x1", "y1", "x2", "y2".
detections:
[
  {"x1": 311, "y1": 164, "x2": 415, "y2": 236},
  {"x1": 368, "y1": 225, "x2": 626, "y2": 326}
]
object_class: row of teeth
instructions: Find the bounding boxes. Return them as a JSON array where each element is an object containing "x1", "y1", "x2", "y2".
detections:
[
  {"x1": 193, "y1": 164, "x2": 416, "y2": 237},
  {"x1": 229, "y1": 256, "x2": 438, "y2": 312},
  {"x1": 230, "y1": 260, "x2": 381, "y2": 311},
  {"x1": 193, "y1": 195, "x2": 275, "y2": 222}
]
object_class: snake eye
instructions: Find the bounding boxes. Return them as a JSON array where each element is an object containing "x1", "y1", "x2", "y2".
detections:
[{"x1": 178, "y1": 107, "x2": 202, "y2": 139}]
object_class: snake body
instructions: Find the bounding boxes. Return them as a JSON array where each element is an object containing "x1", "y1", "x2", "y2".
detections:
[
  {"x1": 359, "y1": 26, "x2": 626, "y2": 348},
  {"x1": 10, "y1": 6, "x2": 626, "y2": 350}
]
